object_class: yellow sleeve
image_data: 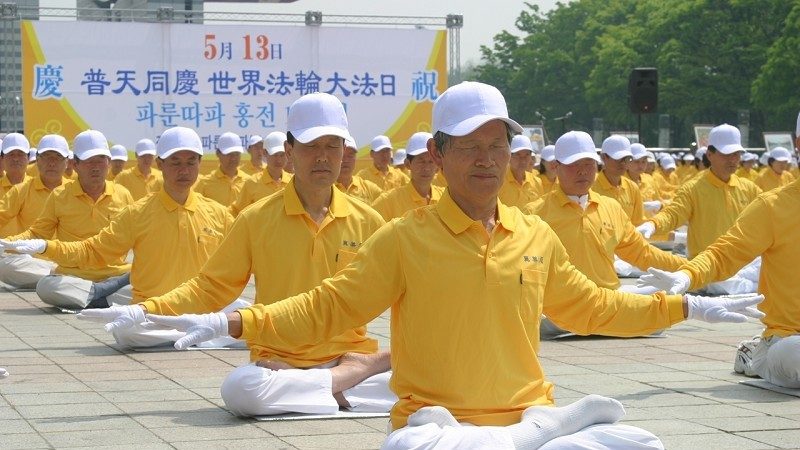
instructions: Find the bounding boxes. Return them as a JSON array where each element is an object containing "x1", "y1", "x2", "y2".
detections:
[
  {"x1": 365, "y1": 180, "x2": 384, "y2": 203},
  {"x1": 630, "y1": 184, "x2": 646, "y2": 225},
  {"x1": 649, "y1": 183, "x2": 693, "y2": 232},
  {"x1": 6, "y1": 191, "x2": 58, "y2": 240},
  {"x1": 0, "y1": 186, "x2": 23, "y2": 231},
  {"x1": 542, "y1": 229, "x2": 685, "y2": 336},
  {"x1": 371, "y1": 192, "x2": 393, "y2": 221},
  {"x1": 615, "y1": 218, "x2": 687, "y2": 271},
  {"x1": 238, "y1": 222, "x2": 403, "y2": 350},
  {"x1": 682, "y1": 196, "x2": 771, "y2": 289},
  {"x1": 42, "y1": 206, "x2": 135, "y2": 269}
]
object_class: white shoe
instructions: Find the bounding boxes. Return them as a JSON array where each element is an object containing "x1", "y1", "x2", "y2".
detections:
[{"x1": 734, "y1": 336, "x2": 760, "y2": 377}]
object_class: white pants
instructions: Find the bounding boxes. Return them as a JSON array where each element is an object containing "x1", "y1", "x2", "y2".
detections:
[
  {"x1": 0, "y1": 254, "x2": 56, "y2": 289},
  {"x1": 383, "y1": 422, "x2": 663, "y2": 450},
  {"x1": 221, "y1": 362, "x2": 396, "y2": 416},
  {"x1": 704, "y1": 257, "x2": 760, "y2": 296},
  {"x1": 107, "y1": 284, "x2": 133, "y2": 306},
  {"x1": 36, "y1": 275, "x2": 93, "y2": 309},
  {"x1": 750, "y1": 335, "x2": 800, "y2": 388},
  {"x1": 111, "y1": 298, "x2": 251, "y2": 349}
]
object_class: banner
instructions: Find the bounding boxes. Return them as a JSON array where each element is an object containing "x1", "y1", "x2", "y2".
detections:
[{"x1": 21, "y1": 21, "x2": 447, "y2": 154}]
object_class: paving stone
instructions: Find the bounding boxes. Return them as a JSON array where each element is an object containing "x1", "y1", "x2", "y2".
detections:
[{"x1": 282, "y1": 432, "x2": 386, "y2": 449}]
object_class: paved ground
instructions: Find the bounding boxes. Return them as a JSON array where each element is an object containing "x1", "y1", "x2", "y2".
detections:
[{"x1": 1, "y1": 285, "x2": 798, "y2": 449}]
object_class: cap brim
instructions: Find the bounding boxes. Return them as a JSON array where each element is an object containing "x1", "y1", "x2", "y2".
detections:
[
  {"x1": 406, "y1": 148, "x2": 428, "y2": 156},
  {"x1": 438, "y1": 115, "x2": 523, "y2": 137},
  {"x1": 136, "y1": 150, "x2": 157, "y2": 156},
  {"x1": 110, "y1": 155, "x2": 128, "y2": 161},
  {"x1": 558, "y1": 152, "x2": 602, "y2": 165},
  {"x1": 159, "y1": 147, "x2": 203, "y2": 159},
  {"x1": 38, "y1": 148, "x2": 69, "y2": 158},
  {"x1": 266, "y1": 146, "x2": 285, "y2": 155},
  {"x1": 218, "y1": 146, "x2": 244, "y2": 155},
  {"x1": 2, "y1": 146, "x2": 28, "y2": 155},
  {"x1": 541, "y1": 155, "x2": 556, "y2": 162},
  {"x1": 603, "y1": 150, "x2": 633, "y2": 160},
  {"x1": 77, "y1": 149, "x2": 112, "y2": 160},
  {"x1": 718, "y1": 144, "x2": 744, "y2": 155},
  {"x1": 291, "y1": 126, "x2": 351, "y2": 145},
  {"x1": 662, "y1": 163, "x2": 677, "y2": 170},
  {"x1": 510, "y1": 146, "x2": 533, "y2": 153},
  {"x1": 774, "y1": 157, "x2": 790, "y2": 162}
]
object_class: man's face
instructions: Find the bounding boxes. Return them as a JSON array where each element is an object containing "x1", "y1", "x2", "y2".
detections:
[
  {"x1": 339, "y1": 147, "x2": 357, "y2": 178},
  {"x1": 285, "y1": 135, "x2": 343, "y2": 189},
  {"x1": 770, "y1": 159, "x2": 789, "y2": 174},
  {"x1": 217, "y1": 151, "x2": 241, "y2": 174},
  {"x1": 742, "y1": 160, "x2": 755, "y2": 170},
  {"x1": 601, "y1": 154, "x2": 631, "y2": 179},
  {"x1": 370, "y1": 148, "x2": 392, "y2": 171},
  {"x1": 707, "y1": 149, "x2": 741, "y2": 179},
  {"x1": 110, "y1": 160, "x2": 126, "y2": 175},
  {"x1": 137, "y1": 153, "x2": 155, "y2": 169},
  {"x1": 156, "y1": 150, "x2": 201, "y2": 192},
  {"x1": 406, "y1": 151, "x2": 437, "y2": 183},
  {"x1": 556, "y1": 158, "x2": 598, "y2": 196},
  {"x1": 265, "y1": 151, "x2": 287, "y2": 170},
  {"x1": 430, "y1": 119, "x2": 510, "y2": 206},
  {"x1": 36, "y1": 151, "x2": 68, "y2": 183},
  {"x1": 628, "y1": 158, "x2": 647, "y2": 177},
  {"x1": 510, "y1": 150, "x2": 532, "y2": 173},
  {"x1": 3, "y1": 150, "x2": 29, "y2": 176},
  {"x1": 247, "y1": 142, "x2": 266, "y2": 163},
  {"x1": 75, "y1": 155, "x2": 110, "y2": 186}
]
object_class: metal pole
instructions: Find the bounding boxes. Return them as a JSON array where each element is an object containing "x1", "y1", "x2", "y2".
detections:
[{"x1": 638, "y1": 114, "x2": 642, "y2": 145}]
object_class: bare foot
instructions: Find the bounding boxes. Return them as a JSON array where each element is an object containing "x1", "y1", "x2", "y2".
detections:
[
  {"x1": 330, "y1": 350, "x2": 391, "y2": 396},
  {"x1": 256, "y1": 359, "x2": 295, "y2": 370}
]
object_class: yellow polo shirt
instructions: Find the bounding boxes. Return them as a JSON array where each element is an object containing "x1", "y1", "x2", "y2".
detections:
[
  {"x1": 113, "y1": 166, "x2": 163, "y2": 201},
  {"x1": 229, "y1": 170, "x2": 292, "y2": 216},
  {"x1": 236, "y1": 191, "x2": 685, "y2": 428},
  {"x1": 0, "y1": 175, "x2": 31, "y2": 236},
  {"x1": 194, "y1": 169, "x2": 250, "y2": 207},
  {"x1": 681, "y1": 179, "x2": 800, "y2": 338},
  {"x1": 26, "y1": 165, "x2": 38, "y2": 177},
  {"x1": 525, "y1": 188, "x2": 686, "y2": 289},
  {"x1": 335, "y1": 176, "x2": 384, "y2": 204},
  {"x1": 432, "y1": 170, "x2": 448, "y2": 188},
  {"x1": 651, "y1": 170, "x2": 679, "y2": 200},
  {"x1": 626, "y1": 172, "x2": 660, "y2": 202},
  {"x1": 537, "y1": 173, "x2": 557, "y2": 193},
  {"x1": 593, "y1": 171, "x2": 645, "y2": 225},
  {"x1": 0, "y1": 176, "x2": 63, "y2": 236},
  {"x1": 498, "y1": 168, "x2": 542, "y2": 209},
  {"x1": 735, "y1": 167, "x2": 757, "y2": 183},
  {"x1": 754, "y1": 169, "x2": 793, "y2": 192},
  {"x1": 372, "y1": 183, "x2": 444, "y2": 221},
  {"x1": 42, "y1": 190, "x2": 232, "y2": 302},
  {"x1": 8, "y1": 180, "x2": 134, "y2": 280},
  {"x1": 646, "y1": 170, "x2": 761, "y2": 257},
  {"x1": 356, "y1": 165, "x2": 409, "y2": 191},
  {"x1": 142, "y1": 179, "x2": 386, "y2": 366},
  {"x1": 239, "y1": 161, "x2": 265, "y2": 177}
]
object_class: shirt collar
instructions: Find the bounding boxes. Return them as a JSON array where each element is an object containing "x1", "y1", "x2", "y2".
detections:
[
  {"x1": 435, "y1": 189, "x2": 516, "y2": 235},
  {"x1": 158, "y1": 188, "x2": 198, "y2": 212},
  {"x1": 595, "y1": 171, "x2": 615, "y2": 190},
  {"x1": 283, "y1": 178, "x2": 350, "y2": 218},
  {"x1": 554, "y1": 184, "x2": 599, "y2": 207},
  {"x1": 706, "y1": 169, "x2": 739, "y2": 188}
]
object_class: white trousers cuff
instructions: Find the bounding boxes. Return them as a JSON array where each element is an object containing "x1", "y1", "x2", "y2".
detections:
[
  {"x1": 752, "y1": 335, "x2": 800, "y2": 389},
  {"x1": 35, "y1": 275, "x2": 92, "y2": 309},
  {"x1": 0, "y1": 254, "x2": 56, "y2": 289}
]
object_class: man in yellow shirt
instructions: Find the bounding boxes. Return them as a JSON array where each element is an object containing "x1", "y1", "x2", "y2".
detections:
[
  {"x1": 537, "y1": 145, "x2": 558, "y2": 193},
  {"x1": 735, "y1": 152, "x2": 758, "y2": 182},
  {"x1": 373, "y1": 132, "x2": 443, "y2": 220},
  {"x1": 636, "y1": 124, "x2": 762, "y2": 258},
  {"x1": 651, "y1": 154, "x2": 679, "y2": 200},
  {"x1": 0, "y1": 130, "x2": 134, "y2": 308},
  {"x1": 194, "y1": 132, "x2": 251, "y2": 207},
  {"x1": 229, "y1": 131, "x2": 292, "y2": 216},
  {"x1": 113, "y1": 138, "x2": 163, "y2": 200},
  {"x1": 593, "y1": 135, "x2": 645, "y2": 225},
  {"x1": 4, "y1": 127, "x2": 235, "y2": 347},
  {"x1": 497, "y1": 135, "x2": 542, "y2": 209},
  {"x1": 626, "y1": 143, "x2": 661, "y2": 211},
  {"x1": 144, "y1": 82, "x2": 762, "y2": 449},
  {"x1": 391, "y1": 148, "x2": 408, "y2": 177},
  {"x1": 755, "y1": 147, "x2": 793, "y2": 192},
  {"x1": 107, "y1": 144, "x2": 128, "y2": 181},
  {"x1": 240, "y1": 135, "x2": 266, "y2": 177},
  {"x1": 356, "y1": 135, "x2": 410, "y2": 191},
  {"x1": 335, "y1": 137, "x2": 383, "y2": 204},
  {"x1": 25, "y1": 149, "x2": 38, "y2": 178},
  {"x1": 80, "y1": 93, "x2": 394, "y2": 416},
  {"x1": 0, "y1": 134, "x2": 32, "y2": 237},
  {"x1": 639, "y1": 178, "x2": 800, "y2": 388}
]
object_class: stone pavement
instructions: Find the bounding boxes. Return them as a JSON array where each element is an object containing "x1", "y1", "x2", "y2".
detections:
[{"x1": 1, "y1": 286, "x2": 798, "y2": 449}]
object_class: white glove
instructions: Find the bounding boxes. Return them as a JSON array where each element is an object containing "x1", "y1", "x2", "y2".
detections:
[
  {"x1": 643, "y1": 200, "x2": 662, "y2": 214},
  {"x1": 145, "y1": 312, "x2": 229, "y2": 350},
  {"x1": 637, "y1": 268, "x2": 691, "y2": 294},
  {"x1": 635, "y1": 222, "x2": 656, "y2": 239},
  {"x1": 685, "y1": 293, "x2": 765, "y2": 323},
  {"x1": 0, "y1": 368, "x2": 8, "y2": 379},
  {"x1": 76, "y1": 305, "x2": 146, "y2": 333},
  {"x1": 1, "y1": 239, "x2": 47, "y2": 254}
]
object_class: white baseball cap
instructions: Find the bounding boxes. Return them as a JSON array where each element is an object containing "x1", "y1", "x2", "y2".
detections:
[
  {"x1": 73, "y1": 129, "x2": 111, "y2": 160},
  {"x1": 1, "y1": 133, "x2": 30, "y2": 155},
  {"x1": 741, "y1": 152, "x2": 757, "y2": 162},
  {"x1": 29, "y1": 149, "x2": 37, "y2": 161},
  {"x1": 264, "y1": 131, "x2": 287, "y2": 156},
  {"x1": 135, "y1": 138, "x2": 157, "y2": 156},
  {"x1": 392, "y1": 149, "x2": 407, "y2": 166},
  {"x1": 759, "y1": 151, "x2": 770, "y2": 165},
  {"x1": 37, "y1": 134, "x2": 70, "y2": 158},
  {"x1": 708, "y1": 124, "x2": 744, "y2": 155},
  {"x1": 371, "y1": 135, "x2": 392, "y2": 152},
  {"x1": 68, "y1": 150, "x2": 74, "y2": 160},
  {"x1": 510, "y1": 135, "x2": 533, "y2": 154},
  {"x1": 156, "y1": 127, "x2": 203, "y2": 159},
  {"x1": 406, "y1": 132, "x2": 433, "y2": 156},
  {"x1": 216, "y1": 132, "x2": 244, "y2": 155},
  {"x1": 554, "y1": 131, "x2": 601, "y2": 165},
  {"x1": 247, "y1": 135, "x2": 263, "y2": 147},
  {"x1": 287, "y1": 92, "x2": 351, "y2": 144},
  {"x1": 770, "y1": 147, "x2": 791, "y2": 162},
  {"x1": 344, "y1": 136, "x2": 358, "y2": 151},
  {"x1": 601, "y1": 135, "x2": 633, "y2": 160},
  {"x1": 541, "y1": 145, "x2": 556, "y2": 162},
  {"x1": 110, "y1": 144, "x2": 128, "y2": 161},
  {"x1": 695, "y1": 146, "x2": 707, "y2": 159},
  {"x1": 630, "y1": 143, "x2": 647, "y2": 160},
  {"x1": 432, "y1": 81, "x2": 523, "y2": 137},
  {"x1": 660, "y1": 155, "x2": 677, "y2": 170},
  {"x1": 682, "y1": 153, "x2": 695, "y2": 162}
]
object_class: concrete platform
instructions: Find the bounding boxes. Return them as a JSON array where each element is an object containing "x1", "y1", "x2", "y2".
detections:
[{"x1": 1, "y1": 287, "x2": 798, "y2": 449}]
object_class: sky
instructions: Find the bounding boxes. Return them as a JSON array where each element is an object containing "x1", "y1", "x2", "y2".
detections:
[{"x1": 40, "y1": 0, "x2": 562, "y2": 65}]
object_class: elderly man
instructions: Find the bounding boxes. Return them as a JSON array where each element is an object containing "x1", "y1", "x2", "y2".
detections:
[
  {"x1": 592, "y1": 135, "x2": 645, "y2": 225},
  {"x1": 373, "y1": 132, "x2": 443, "y2": 220},
  {"x1": 229, "y1": 131, "x2": 292, "y2": 216},
  {"x1": 0, "y1": 130, "x2": 134, "y2": 308},
  {"x1": 755, "y1": 147, "x2": 793, "y2": 192},
  {"x1": 114, "y1": 138, "x2": 162, "y2": 200},
  {"x1": 194, "y1": 132, "x2": 251, "y2": 207},
  {"x1": 144, "y1": 82, "x2": 762, "y2": 450},
  {"x1": 78, "y1": 93, "x2": 394, "y2": 415},
  {"x1": 335, "y1": 137, "x2": 383, "y2": 204},
  {"x1": 108, "y1": 144, "x2": 128, "y2": 180},
  {"x1": 356, "y1": 135, "x2": 409, "y2": 191},
  {"x1": 498, "y1": 135, "x2": 542, "y2": 209},
  {"x1": 0, "y1": 134, "x2": 32, "y2": 236}
]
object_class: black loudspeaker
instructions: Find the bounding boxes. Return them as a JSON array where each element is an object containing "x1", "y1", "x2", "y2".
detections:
[{"x1": 628, "y1": 68, "x2": 658, "y2": 114}]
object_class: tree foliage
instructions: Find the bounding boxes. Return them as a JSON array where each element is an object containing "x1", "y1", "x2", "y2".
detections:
[{"x1": 473, "y1": 0, "x2": 795, "y2": 147}]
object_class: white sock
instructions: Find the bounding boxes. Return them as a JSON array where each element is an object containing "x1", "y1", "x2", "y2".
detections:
[
  {"x1": 507, "y1": 394, "x2": 625, "y2": 449},
  {"x1": 407, "y1": 405, "x2": 460, "y2": 428}
]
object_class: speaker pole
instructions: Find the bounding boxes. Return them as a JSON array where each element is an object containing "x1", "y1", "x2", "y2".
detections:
[{"x1": 638, "y1": 114, "x2": 642, "y2": 145}]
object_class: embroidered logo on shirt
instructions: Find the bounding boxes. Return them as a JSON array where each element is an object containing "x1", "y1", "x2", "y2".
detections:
[
  {"x1": 341, "y1": 240, "x2": 360, "y2": 248},
  {"x1": 523, "y1": 255, "x2": 544, "y2": 264}
]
